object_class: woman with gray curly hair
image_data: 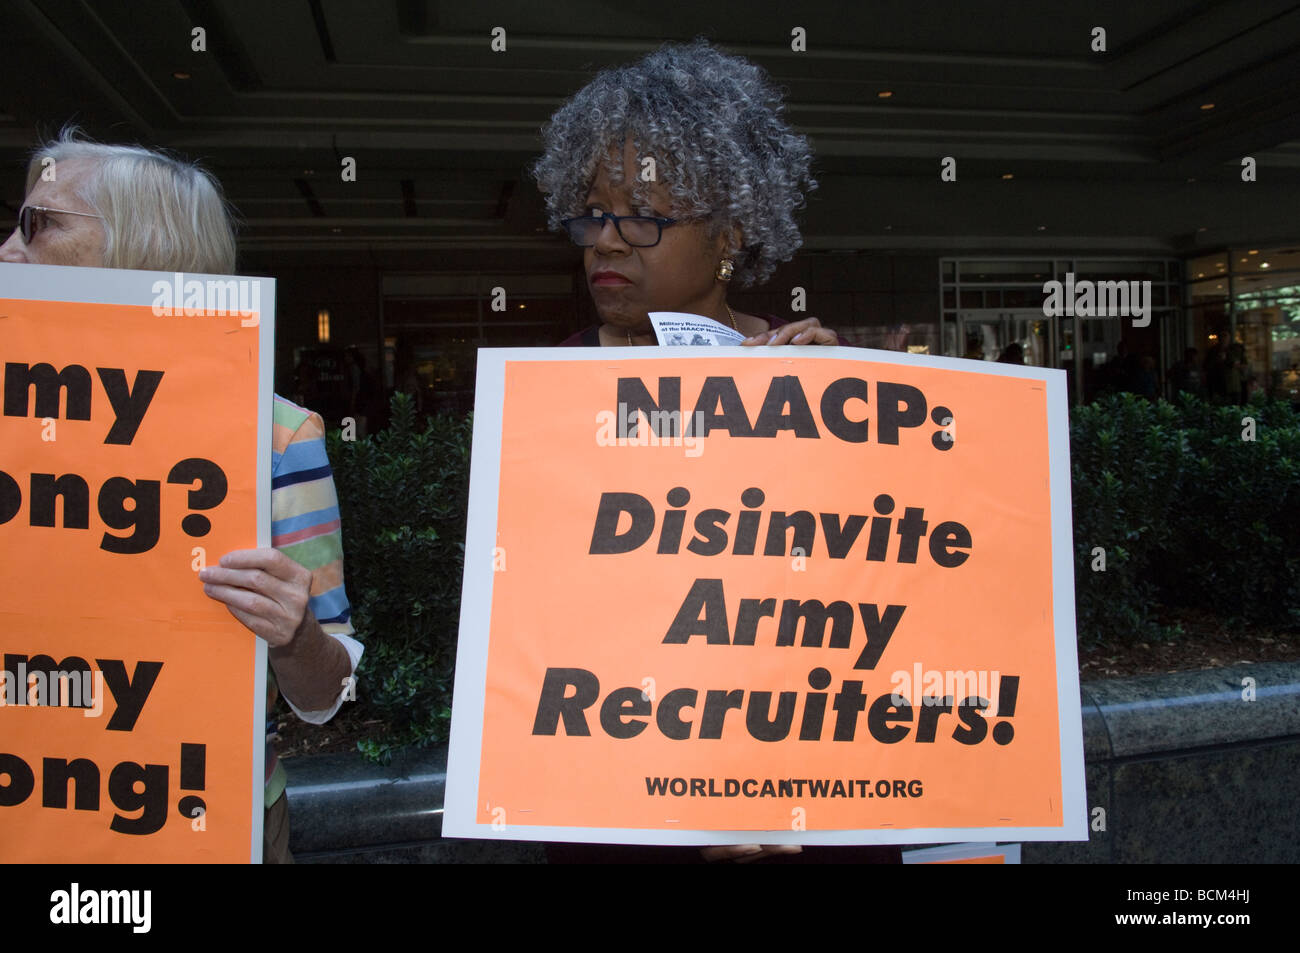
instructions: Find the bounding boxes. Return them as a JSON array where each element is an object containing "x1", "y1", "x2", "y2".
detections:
[
  {"x1": 535, "y1": 40, "x2": 840, "y2": 348},
  {"x1": 538, "y1": 44, "x2": 899, "y2": 867}
]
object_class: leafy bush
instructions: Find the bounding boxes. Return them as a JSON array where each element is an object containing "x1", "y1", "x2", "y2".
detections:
[
  {"x1": 1070, "y1": 394, "x2": 1188, "y2": 642},
  {"x1": 326, "y1": 393, "x2": 471, "y2": 761},
  {"x1": 1170, "y1": 394, "x2": 1300, "y2": 623},
  {"x1": 1071, "y1": 392, "x2": 1300, "y2": 644}
]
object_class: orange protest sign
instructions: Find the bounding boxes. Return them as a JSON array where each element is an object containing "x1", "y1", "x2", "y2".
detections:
[
  {"x1": 0, "y1": 264, "x2": 273, "y2": 862},
  {"x1": 446, "y1": 347, "x2": 1086, "y2": 845}
]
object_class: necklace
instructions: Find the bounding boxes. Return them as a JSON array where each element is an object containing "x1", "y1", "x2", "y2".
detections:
[{"x1": 626, "y1": 305, "x2": 738, "y2": 345}]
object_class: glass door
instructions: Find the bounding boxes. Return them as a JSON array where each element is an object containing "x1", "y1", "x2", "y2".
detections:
[{"x1": 955, "y1": 310, "x2": 1056, "y2": 366}]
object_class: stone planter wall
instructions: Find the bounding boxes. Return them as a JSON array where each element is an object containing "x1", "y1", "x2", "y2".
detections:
[{"x1": 285, "y1": 661, "x2": 1300, "y2": 863}]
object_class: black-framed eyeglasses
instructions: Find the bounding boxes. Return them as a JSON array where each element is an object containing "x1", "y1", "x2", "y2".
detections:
[
  {"x1": 560, "y1": 210, "x2": 678, "y2": 248},
  {"x1": 17, "y1": 205, "x2": 105, "y2": 245}
]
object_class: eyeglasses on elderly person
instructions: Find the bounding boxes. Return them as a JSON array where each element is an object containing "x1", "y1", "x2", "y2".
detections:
[
  {"x1": 560, "y1": 209, "x2": 680, "y2": 248},
  {"x1": 17, "y1": 205, "x2": 105, "y2": 245}
]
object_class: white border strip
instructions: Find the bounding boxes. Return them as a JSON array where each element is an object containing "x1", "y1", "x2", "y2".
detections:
[
  {"x1": 250, "y1": 277, "x2": 275, "y2": 864},
  {"x1": 443, "y1": 349, "x2": 507, "y2": 839}
]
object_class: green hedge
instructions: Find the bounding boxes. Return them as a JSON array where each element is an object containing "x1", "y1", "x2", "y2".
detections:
[
  {"x1": 326, "y1": 394, "x2": 470, "y2": 761},
  {"x1": 1071, "y1": 393, "x2": 1300, "y2": 643},
  {"x1": 328, "y1": 391, "x2": 1300, "y2": 758}
]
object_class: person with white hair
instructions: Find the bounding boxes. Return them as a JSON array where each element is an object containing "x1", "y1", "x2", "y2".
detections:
[{"x1": 0, "y1": 128, "x2": 362, "y2": 863}]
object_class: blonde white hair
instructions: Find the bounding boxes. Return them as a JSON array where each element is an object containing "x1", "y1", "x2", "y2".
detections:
[{"x1": 27, "y1": 127, "x2": 237, "y2": 274}]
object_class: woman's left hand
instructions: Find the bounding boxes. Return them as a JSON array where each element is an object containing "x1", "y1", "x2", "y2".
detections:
[
  {"x1": 200, "y1": 547, "x2": 353, "y2": 712},
  {"x1": 742, "y1": 317, "x2": 838, "y2": 347},
  {"x1": 700, "y1": 844, "x2": 804, "y2": 863},
  {"x1": 199, "y1": 548, "x2": 314, "y2": 649}
]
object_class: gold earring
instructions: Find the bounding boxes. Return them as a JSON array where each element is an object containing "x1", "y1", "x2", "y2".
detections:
[{"x1": 715, "y1": 258, "x2": 735, "y2": 282}]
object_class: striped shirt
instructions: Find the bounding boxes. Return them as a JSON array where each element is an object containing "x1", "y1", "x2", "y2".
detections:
[{"x1": 265, "y1": 395, "x2": 364, "y2": 803}]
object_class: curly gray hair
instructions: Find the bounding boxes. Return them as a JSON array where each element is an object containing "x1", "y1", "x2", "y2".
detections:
[{"x1": 532, "y1": 40, "x2": 816, "y2": 288}]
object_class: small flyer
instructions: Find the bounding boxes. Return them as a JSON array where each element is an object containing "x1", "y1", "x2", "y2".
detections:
[{"x1": 649, "y1": 311, "x2": 747, "y2": 346}]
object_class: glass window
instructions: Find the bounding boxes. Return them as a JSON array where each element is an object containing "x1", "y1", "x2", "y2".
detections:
[
  {"x1": 957, "y1": 261, "x2": 1053, "y2": 283},
  {"x1": 1186, "y1": 252, "x2": 1228, "y2": 281},
  {"x1": 1073, "y1": 260, "x2": 1166, "y2": 281},
  {"x1": 1230, "y1": 246, "x2": 1300, "y2": 275},
  {"x1": 1188, "y1": 279, "x2": 1228, "y2": 303}
]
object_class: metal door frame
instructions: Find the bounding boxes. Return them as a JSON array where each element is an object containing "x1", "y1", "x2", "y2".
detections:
[{"x1": 954, "y1": 308, "x2": 1059, "y2": 367}]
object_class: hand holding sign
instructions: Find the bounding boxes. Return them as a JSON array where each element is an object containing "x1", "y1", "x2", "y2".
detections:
[
  {"x1": 199, "y1": 549, "x2": 314, "y2": 649},
  {"x1": 701, "y1": 844, "x2": 804, "y2": 862},
  {"x1": 200, "y1": 549, "x2": 352, "y2": 712},
  {"x1": 741, "y1": 316, "x2": 836, "y2": 347}
]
